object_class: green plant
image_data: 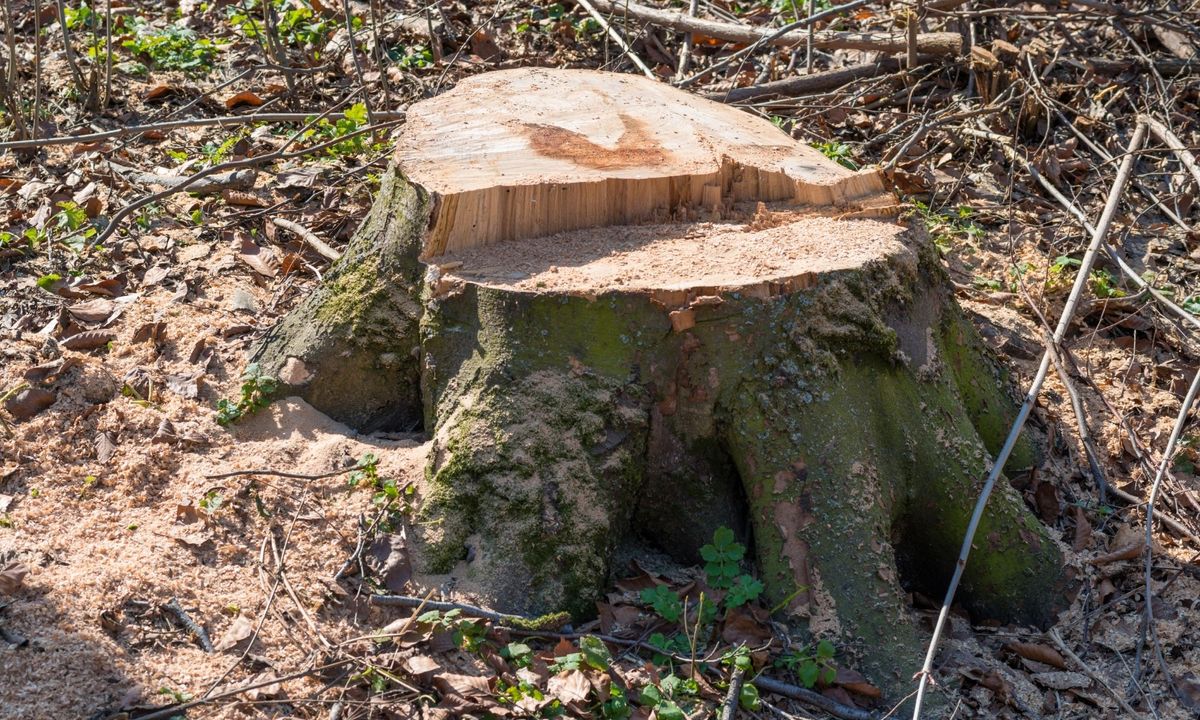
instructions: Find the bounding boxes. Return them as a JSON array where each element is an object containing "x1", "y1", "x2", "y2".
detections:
[
  {"x1": 640, "y1": 584, "x2": 683, "y2": 623},
  {"x1": 228, "y1": 0, "x2": 350, "y2": 56},
  {"x1": 123, "y1": 19, "x2": 222, "y2": 71},
  {"x1": 908, "y1": 201, "x2": 985, "y2": 255},
  {"x1": 721, "y1": 648, "x2": 763, "y2": 710},
  {"x1": 215, "y1": 363, "x2": 278, "y2": 426},
  {"x1": 725, "y1": 574, "x2": 764, "y2": 608},
  {"x1": 700, "y1": 526, "x2": 745, "y2": 590},
  {"x1": 776, "y1": 639, "x2": 838, "y2": 688},
  {"x1": 813, "y1": 140, "x2": 858, "y2": 170},
  {"x1": 417, "y1": 609, "x2": 487, "y2": 652},
  {"x1": 1089, "y1": 269, "x2": 1125, "y2": 298},
  {"x1": 304, "y1": 103, "x2": 379, "y2": 157},
  {"x1": 397, "y1": 45, "x2": 433, "y2": 69},
  {"x1": 198, "y1": 489, "x2": 223, "y2": 515},
  {"x1": 347, "y1": 452, "x2": 379, "y2": 488},
  {"x1": 500, "y1": 641, "x2": 533, "y2": 669}
]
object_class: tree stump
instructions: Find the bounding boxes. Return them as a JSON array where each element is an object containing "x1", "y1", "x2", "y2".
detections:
[{"x1": 253, "y1": 69, "x2": 1067, "y2": 696}]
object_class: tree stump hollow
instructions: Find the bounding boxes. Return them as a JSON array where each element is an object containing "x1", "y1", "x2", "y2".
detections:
[{"x1": 253, "y1": 69, "x2": 1067, "y2": 697}]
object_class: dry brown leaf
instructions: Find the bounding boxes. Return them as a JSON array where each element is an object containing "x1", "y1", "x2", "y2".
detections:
[
  {"x1": 1070, "y1": 505, "x2": 1092, "y2": 551},
  {"x1": 404, "y1": 654, "x2": 441, "y2": 676},
  {"x1": 834, "y1": 667, "x2": 881, "y2": 698},
  {"x1": 3, "y1": 387, "x2": 56, "y2": 421},
  {"x1": 1089, "y1": 541, "x2": 1144, "y2": 565},
  {"x1": 144, "y1": 84, "x2": 176, "y2": 100},
  {"x1": 1004, "y1": 642, "x2": 1068, "y2": 669},
  {"x1": 721, "y1": 607, "x2": 773, "y2": 647},
  {"x1": 222, "y1": 189, "x2": 268, "y2": 207},
  {"x1": 230, "y1": 231, "x2": 278, "y2": 277},
  {"x1": 547, "y1": 670, "x2": 591, "y2": 704},
  {"x1": 94, "y1": 432, "x2": 117, "y2": 463},
  {"x1": 0, "y1": 562, "x2": 29, "y2": 595},
  {"x1": 224, "y1": 90, "x2": 265, "y2": 109},
  {"x1": 61, "y1": 330, "x2": 117, "y2": 351},
  {"x1": 214, "y1": 616, "x2": 255, "y2": 652},
  {"x1": 67, "y1": 298, "x2": 115, "y2": 324},
  {"x1": 433, "y1": 673, "x2": 493, "y2": 698}
]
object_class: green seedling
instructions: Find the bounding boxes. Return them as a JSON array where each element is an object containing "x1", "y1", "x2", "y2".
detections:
[
  {"x1": 215, "y1": 363, "x2": 278, "y2": 426},
  {"x1": 640, "y1": 584, "x2": 683, "y2": 623},
  {"x1": 700, "y1": 526, "x2": 745, "y2": 590},
  {"x1": 776, "y1": 639, "x2": 838, "y2": 688}
]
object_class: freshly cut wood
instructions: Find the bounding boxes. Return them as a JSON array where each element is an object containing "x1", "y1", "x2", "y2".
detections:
[
  {"x1": 252, "y1": 68, "x2": 1067, "y2": 703},
  {"x1": 586, "y1": 0, "x2": 963, "y2": 56},
  {"x1": 399, "y1": 70, "x2": 892, "y2": 256}
]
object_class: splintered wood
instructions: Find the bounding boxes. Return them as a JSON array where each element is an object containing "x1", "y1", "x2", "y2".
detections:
[{"x1": 396, "y1": 68, "x2": 894, "y2": 258}]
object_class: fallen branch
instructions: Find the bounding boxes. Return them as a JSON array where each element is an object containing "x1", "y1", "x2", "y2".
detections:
[
  {"x1": 0, "y1": 111, "x2": 406, "y2": 152},
  {"x1": 368, "y1": 594, "x2": 567, "y2": 629},
  {"x1": 271, "y1": 217, "x2": 343, "y2": 262},
  {"x1": 1083, "y1": 56, "x2": 1199, "y2": 76},
  {"x1": 753, "y1": 675, "x2": 878, "y2": 720},
  {"x1": 712, "y1": 58, "x2": 904, "y2": 102},
  {"x1": 719, "y1": 667, "x2": 746, "y2": 720},
  {"x1": 589, "y1": 0, "x2": 961, "y2": 55},
  {"x1": 910, "y1": 121, "x2": 1149, "y2": 719},
  {"x1": 89, "y1": 116, "x2": 404, "y2": 251},
  {"x1": 1049, "y1": 629, "x2": 1145, "y2": 718},
  {"x1": 107, "y1": 161, "x2": 257, "y2": 195},
  {"x1": 572, "y1": 0, "x2": 657, "y2": 80}
]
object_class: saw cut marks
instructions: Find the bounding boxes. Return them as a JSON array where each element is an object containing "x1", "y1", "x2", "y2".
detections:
[
  {"x1": 434, "y1": 206, "x2": 909, "y2": 299},
  {"x1": 396, "y1": 68, "x2": 893, "y2": 257}
]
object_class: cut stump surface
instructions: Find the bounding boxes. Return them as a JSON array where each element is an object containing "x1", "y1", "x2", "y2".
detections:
[{"x1": 253, "y1": 68, "x2": 1068, "y2": 701}]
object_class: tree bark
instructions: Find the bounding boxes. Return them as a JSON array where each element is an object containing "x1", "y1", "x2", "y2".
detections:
[{"x1": 251, "y1": 68, "x2": 1068, "y2": 700}]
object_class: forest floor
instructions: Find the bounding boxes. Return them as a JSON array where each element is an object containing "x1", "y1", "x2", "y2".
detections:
[{"x1": 2, "y1": 0, "x2": 1200, "y2": 718}]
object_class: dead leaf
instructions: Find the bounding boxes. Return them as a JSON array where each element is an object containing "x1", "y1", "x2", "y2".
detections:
[
  {"x1": 94, "y1": 432, "x2": 117, "y2": 463},
  {"x1": 61, "y1": 330, "x2": 116, "y2": 351},
  {"x1": 834, "y1": 667, "x2": 881, "y2": 698},
  {"x1": 1004, "y1": 642, "x2": 1068, "y2": 669},
  {"x1": 404, "y1": 655, "x2": 441, "y2": 676},
  {"x1": 132, "y1": 321, "x2": 166, "y2": 344},
  {"x1": 67, "y1": 298, "x2": 115, "y2": 324},
  {"x1": 1090, "y1": 541, "x2": 1144, "y2": 565},
  {"x1": 1031, "y1": 671, "x2": 1090, "y2": 690},
  {"x1": 165, "y1": 373, "x2": 200, "y2": 399},
  {"x1": 144, "y1": 84, "x2": 176, "y2": 100},
  {"x1": 547, "y1": 670, "x2": 590, "y2": 704},
  {"x1": 1176, "y1": 671, "x2": 1200, "y2": 713},
  {"x1": 721, "y1": 607, "x2": 773, "y2": 647},
  {"x1": 470, "y1": 29, "x2": 503, "y2": 62},
  {"x1": 1070, "y1": 506, "x2": 1092, "y2": 551},
  {"x1": 0, "y1": 494, "x2": 13, "y2": 512},
  {"x1": 365, "y1": 531, "x2": 412, "y2": 593},
  {"x1": 4, "y1": 387, "x2": 56, "y2": 420},
  {"x1": 222, "y1": 189, "x2": 268, "y2": 207},
  {"x1": 214, "y1": 616, "x2": 255, "y2": 653},
  {"x1": 1032, "y1": 480, "x2": 1060, "y2": 523},
  {"x1": 230, "y1": 231, "x2": 278, "y2": 277},
  {"x1": 0, "y1": 562, "x2": 29, "y2": 595},
  {"x1": 142, "y1": 265, "x2": 171, "y2": 286},
  {"x1": 225, "y1": 90, "x2": 265, "y2": 109},
  {"x1": 433, "y1": 673, "x2": 493, "y2": 698}
]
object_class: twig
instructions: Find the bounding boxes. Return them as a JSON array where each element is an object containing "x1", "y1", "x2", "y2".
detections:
[
  {"x1": 754, "y1": 675, "x2": 878, "y2": 720},
  {"x1": 1049, "y1": 629, "x2": 1145, "y2": 718},
  {"x1": 205, "y1": 463, "x2": 367, "y2": 481},
  {"x1": 573, "y1": 0, "x2": 657, "y2": 80},
  {"x1": 587, "y1": 0, "x2": 961, "y2": 57},
  {"x1": 368, "y1": 594, "x2": 540, "y2": 626},
  {"x1": 163, "y1": 597, "x2": 214, "y2": 652},
  {"x1": 107, "y1": 162, "x2": 258, "y2": 194},
  {"x1": 674, "y1": 0, "x2": 699, "y2": 82},
  {"x1": 89, "y1": 116, "x2": 404, "y2": 251},
  {"x1": 271, "y1": 217, "x2": 343, "y2": 262},
  {"x1": 134, "y1": 659, "x2": 355, "y2": 720},
  {"x1": 720, "y1": 666, "x2": 746, "y2": 720},
  {"x1": 714, "y1": 58, "x2": 905, "y2": 102},
  {"x1": 910, "y1": 121, "x2": 1149, "y2": 719},
  {"x1": 0, "y1": 111, "x2": 405, "y2": 152}
]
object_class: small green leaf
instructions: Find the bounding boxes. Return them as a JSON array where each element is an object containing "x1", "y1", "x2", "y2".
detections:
[
  {"x1": 580, "y1": 635, "x2": 612, "y2": 671},
  {"x1": 816, "y1": 640, "x2": 836, "y2": 659},
  {"x1": 739, "y1": 682, "x2": 761, "y2": 711}
]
